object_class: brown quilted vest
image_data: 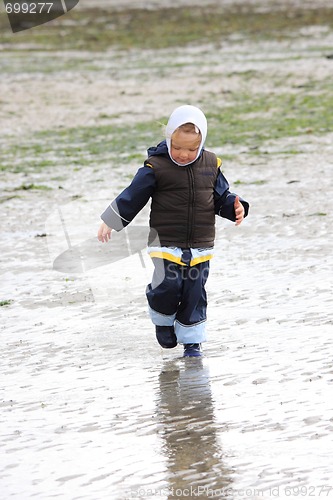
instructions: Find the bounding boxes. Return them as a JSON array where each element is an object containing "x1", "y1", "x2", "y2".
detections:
[{"x1": 146, "y1": 150, "x2": 218, "y2": 248}]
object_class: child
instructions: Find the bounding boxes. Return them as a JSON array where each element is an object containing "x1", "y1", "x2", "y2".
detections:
[{"x1": 98, "y1": 105, "x2": 249, "y2": 357}]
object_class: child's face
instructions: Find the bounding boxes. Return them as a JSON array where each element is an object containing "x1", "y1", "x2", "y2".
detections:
[{"x1": 170, "y1": 130, "x2": 201, "y2": 165}]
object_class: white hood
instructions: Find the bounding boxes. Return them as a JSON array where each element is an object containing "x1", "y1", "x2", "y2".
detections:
[{"x1": 165, "y1": 105, "x2": 207, "y2": 166}]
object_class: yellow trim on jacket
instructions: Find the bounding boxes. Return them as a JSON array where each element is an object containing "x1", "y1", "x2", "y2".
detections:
[
  {"x1": 149, "y1": 251, "x2": 187, "y2": 266},
  {"x1": 190, "y1": 254, "x2": 213, "y2": 266},
  {"x1": 149, "y1": 251, "x2": 213, "y2": 267}
]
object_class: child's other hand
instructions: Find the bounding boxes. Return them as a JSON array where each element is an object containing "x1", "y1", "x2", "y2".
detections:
[
  {"x1": 234, "y1": 196, "x2": 245, "y2": 226},
  {"x1": 98, "y1": 222, "x2": 112, "y2": 242}
]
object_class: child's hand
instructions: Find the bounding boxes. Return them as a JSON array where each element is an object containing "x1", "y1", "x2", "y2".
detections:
[
  {"x1": 234, "y1": 196, "x2": 245, "y2": 226},
  {"x1": 98, "y1": 222, "x2": 112, "y2": 243}
]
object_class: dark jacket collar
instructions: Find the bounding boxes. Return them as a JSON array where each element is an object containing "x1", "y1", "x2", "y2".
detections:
[{"x1": 147, "y1": 140, "x2": 169, "y2": 157}]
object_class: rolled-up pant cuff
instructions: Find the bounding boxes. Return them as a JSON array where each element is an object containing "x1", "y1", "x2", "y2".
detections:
[
  {"x1": 148, "y1": 305, "x2": 176, "y2": 327},
  {"x1": 175, "y1": 320, "x2": 207, "y2": 344}
]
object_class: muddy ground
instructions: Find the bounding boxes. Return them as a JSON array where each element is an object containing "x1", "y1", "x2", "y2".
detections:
[{"x1": 1, "y1": 1, "x2": 333, "y2": 499}]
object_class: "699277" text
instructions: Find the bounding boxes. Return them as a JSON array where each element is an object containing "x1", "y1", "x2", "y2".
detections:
[{"x1": 5, "y1": 3, "x2": 54, "y2": 14}]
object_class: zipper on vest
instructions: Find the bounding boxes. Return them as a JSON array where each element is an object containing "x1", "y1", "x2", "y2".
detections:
[{"x1": 186, "y1": 166, "x2": 195, "y2": 247}]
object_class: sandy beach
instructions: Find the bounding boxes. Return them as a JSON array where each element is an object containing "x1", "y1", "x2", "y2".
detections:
[{"x1": 1, "y1": 1, "x2": 333, "y2": 498}]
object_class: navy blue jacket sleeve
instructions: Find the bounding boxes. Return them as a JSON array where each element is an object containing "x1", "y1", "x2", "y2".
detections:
[
  {"x1": 101, "y1": 165, "x2": 156, "y2": 230},
  {"x1": 214, "y1": 168, "x2": 249, "y2": 222}
]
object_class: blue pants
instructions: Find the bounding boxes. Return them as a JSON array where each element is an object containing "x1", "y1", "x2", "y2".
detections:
[{"x1": 146, "y1": 258, "x2": 210, "y2": 344}]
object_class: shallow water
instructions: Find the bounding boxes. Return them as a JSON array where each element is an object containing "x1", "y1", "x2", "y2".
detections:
[
  {"x1": 1, "y1": 143, "x2": 333, "y2": 500},
  {"x1": 1, "y1": 307, "x2": 333, "y2": 499},
  {"x1": 1, "y1": 144, "x2": 333, "y2": 499}
]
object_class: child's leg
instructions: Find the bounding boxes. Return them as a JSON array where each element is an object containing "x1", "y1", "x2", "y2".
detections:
[
  {"x1": 175, "y1": 261, "x2": 210, "y2": 345},
  {"x1": 146, "y1": 258, "x2": 182, "y2": 327}
]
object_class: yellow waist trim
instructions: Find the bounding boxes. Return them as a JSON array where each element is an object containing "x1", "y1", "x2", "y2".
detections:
[
  {"x1": 190, "y1": 255, "x2": 213, "y2": 266},
  {"x1": 149, "y1": 251, "x2": 213, "y2": 267},
  {"x1": 149, "y1": 251, "x2": 187, "y2": 266}
]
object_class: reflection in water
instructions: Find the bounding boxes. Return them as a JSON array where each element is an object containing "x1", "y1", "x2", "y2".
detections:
[{"x1": 158, "y1": 359, "x2": 233, "y2": 498}]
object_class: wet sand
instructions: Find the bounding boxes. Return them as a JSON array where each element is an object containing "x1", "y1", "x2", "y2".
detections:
[{"x1": 1, "y1": 0, "x2": 333, "y2": 498}]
